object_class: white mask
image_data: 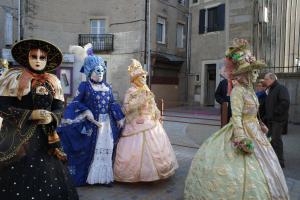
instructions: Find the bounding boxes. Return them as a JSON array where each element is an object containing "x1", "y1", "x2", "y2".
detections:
[
  {"x1": 28, "y1": 49, "x2": 47, "y2": 71},
  {"x1": 251, "y1": 69, "x2": 259, "y2": 83},
  {"x1": 91, "y1": 65, "x2": 105, "y2": 82}
]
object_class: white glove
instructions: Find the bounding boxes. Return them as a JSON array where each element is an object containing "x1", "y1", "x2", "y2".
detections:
[
  {"x1": 83, "y1": 110, "x2": 94, "y2": 121},
  {"x1": 117, "y1": 118, "x2": 125, "y2": 128}
]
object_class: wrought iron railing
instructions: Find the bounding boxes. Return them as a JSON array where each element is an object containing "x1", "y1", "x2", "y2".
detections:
[{"x1": 78, "y1": 34, "x2": 114, "y2": 52}]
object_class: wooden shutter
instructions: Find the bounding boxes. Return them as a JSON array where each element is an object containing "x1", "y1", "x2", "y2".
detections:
[
  {"x1": 217, "y1": 4, "x2": 225, "y2": 31},
  {"x1": 199, "y1": 9, "x2": 206, "y2": 34}
]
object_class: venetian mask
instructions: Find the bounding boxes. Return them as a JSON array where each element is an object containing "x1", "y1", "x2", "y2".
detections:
[
  {"x1": 251, "y1": 69, "x2": 259, "y2": 83},
  {"x1": 134, "y1": 74, "x2": 147, "y2": 87},
  {"x1": 91, "y1": 65, "x2": 105, "y2": 82},
  {"x1": 28, "y1": 49, "x2": 47, "y2": 71}
]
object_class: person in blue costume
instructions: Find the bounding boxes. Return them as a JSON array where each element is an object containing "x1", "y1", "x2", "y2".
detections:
[
  {"x1": 57, "y1": 44, "x2": 125, "y2": 186},
  {"x1": 255, "y1": 79, "x2": 267, "y2": 123}
]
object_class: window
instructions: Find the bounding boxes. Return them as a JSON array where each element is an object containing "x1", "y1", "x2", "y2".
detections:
[
  {"x1": 192, "y1": 0, "x2": 198, "y2": 3},
  {"x1": 199, "y1": 4, "x2": 225, "y2": 34},
  {"x1": 157, "y1": 17, "x2": 166, "y2": 44},
  {"x1": 90, "y1": 19, "x2": 106, "y2": 34},
  {"x1": 176, "y1": 24, "x2": 184, "y2": 48},
  {"x1": 4, "y1": 12, "x2": 13, "y2": 45},
  {"x1": 178, "y1": 0, "x2": 185, "y2": 6}
]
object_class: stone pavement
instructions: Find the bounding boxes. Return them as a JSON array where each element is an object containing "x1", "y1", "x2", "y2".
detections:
[
  {"x1": 78, "y1": 107, "x2": 300, "y2": 200},
  {"x1": 77, "y1": 145, "x2": 197, "y2": 200}
]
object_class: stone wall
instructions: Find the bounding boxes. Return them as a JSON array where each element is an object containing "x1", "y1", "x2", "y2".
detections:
[{"x1": 277, "y1": 73, "x2": 300, "y2": 124}]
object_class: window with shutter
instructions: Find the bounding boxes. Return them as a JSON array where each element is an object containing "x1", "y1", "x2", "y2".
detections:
[{"x1": 199, "y1": 4, "x2": 225, "y2": 34}]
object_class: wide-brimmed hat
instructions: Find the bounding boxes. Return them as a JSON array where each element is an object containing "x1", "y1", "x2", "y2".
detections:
[
  {"x1": 225, "y1": 39, "x2": 266, "y2": 76},
  {"x1": 11, "y1": 39, "x2": 63, "y2": 72},
  {"x1": 128, "y1": 59, "x2": 147, "y2": 81}
]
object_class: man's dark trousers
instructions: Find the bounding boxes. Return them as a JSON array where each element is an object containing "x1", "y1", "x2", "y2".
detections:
[{"x1": 268, "y1": 121, "x2": 285, "y2": 167}]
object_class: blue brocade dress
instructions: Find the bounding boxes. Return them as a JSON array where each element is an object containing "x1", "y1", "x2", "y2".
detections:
[{"x1": 57, "y1": 81, "x2": 124, "y2": 186}]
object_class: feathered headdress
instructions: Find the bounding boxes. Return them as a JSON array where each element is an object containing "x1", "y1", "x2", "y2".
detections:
[
  {"x1": 224, "y1": 39, "x2": 266, "y2": 78},
  {"x1": 128, "y1": 59, "x2": 147, "y2": 81},
  {"x1": 223, "y1": 39, "x2": 266, "y2": 95},
  {"x1": 69, "y1": 43, "x2": 106, "y2": 76}
]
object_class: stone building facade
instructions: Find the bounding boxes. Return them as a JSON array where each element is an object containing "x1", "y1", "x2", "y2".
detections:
[
  {"x1": 189, "y1": 0, "x2": 300, "y2": 123},
  {"x1": 0, "y1": 0, "x2": 189, "y2": 106}
]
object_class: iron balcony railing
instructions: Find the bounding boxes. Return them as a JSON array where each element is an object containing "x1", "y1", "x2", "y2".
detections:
[{"x1": 78, "y1": 34, "x2": 114, "y2": 52}]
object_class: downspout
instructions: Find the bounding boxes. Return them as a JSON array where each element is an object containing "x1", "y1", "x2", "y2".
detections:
[
  {"x1": 17, "y1": 0, "x2": 21, "y2": 41},
  {"x1": 186, "y1": 11, "x2": 191, "y2": 102},
  {"x1": 144, "y1": 0, "x2": 148, "y2": 65},
  {"x1": 147, "y1": 0, "x2": 151, "y2": 88}
]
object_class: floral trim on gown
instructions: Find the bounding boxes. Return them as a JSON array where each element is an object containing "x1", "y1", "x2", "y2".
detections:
[{"x1": 184, "y1": 84, "x2": 289, "y2": 200}]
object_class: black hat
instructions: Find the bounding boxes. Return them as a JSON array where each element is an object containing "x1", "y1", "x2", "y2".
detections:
[{"x1": 11, "y1": 39, "x2": 63, "y2": 72}]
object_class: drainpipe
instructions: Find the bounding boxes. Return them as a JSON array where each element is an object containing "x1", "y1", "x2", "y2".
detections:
[
  {"x1": 147, "y1": 0, "x2": 151, "y2": 88},
  {"x1": 186, "y1": 12, "x2": 191, "y2": 102},
  {"x1": 17, "y1": 0, "x2": 21, "y2": 41},
  {"x1": 144, "y1": 0, "x2": 148, "y2": 64}
]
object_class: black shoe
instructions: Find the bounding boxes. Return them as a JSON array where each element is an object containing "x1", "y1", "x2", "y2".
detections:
[{"x1": 102, "y1": 183, "x2": 113, "y2": 187}]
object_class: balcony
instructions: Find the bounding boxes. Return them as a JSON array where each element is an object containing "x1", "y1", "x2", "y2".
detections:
[{"x1": 78, "y1": 34, "x2": 114, "y2": 52}]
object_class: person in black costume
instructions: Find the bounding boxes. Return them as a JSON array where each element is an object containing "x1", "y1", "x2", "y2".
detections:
[
  {"x1": 0, "y1": 39, "x2": 78, "y2": 200},
  {"x1": 215, "y1": 78, "x2": 232, "y2": 127}
]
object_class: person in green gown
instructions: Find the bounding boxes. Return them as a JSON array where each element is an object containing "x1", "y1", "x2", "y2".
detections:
[{"x1": 184, "y1": 39, "x2": 289, "y2": 200}]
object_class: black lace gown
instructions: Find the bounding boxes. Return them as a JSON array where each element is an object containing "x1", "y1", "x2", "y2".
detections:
[{"x1": 0, "y1": 81, "x2": 79, "y2": 200}]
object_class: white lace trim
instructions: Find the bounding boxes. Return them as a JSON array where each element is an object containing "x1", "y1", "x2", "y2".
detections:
[
  {"x1": 60, "y1": 111, "x2": 87, "y2": 126},
  {"x1": 86, "y1": 114, "x2": 114, "y2": 184},
  {"x1": 89, "y1": 81, "x2": 109, "y2": 92}
]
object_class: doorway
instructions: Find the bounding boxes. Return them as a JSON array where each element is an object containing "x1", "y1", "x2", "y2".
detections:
[{"x1": 205, "y1": 64, "x2": 216, "y2": 106}]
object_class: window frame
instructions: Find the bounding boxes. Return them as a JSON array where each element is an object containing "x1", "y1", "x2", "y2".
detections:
[
  {"x1": 4, "y1": 11, "x2": 13, "y2": 45},
  {"x1": 157, "y1": 16, "x2": 166, "y2": 44},
  {"x1": 90, "y1": 19, "x2": 106, "y2": 34},
  {"x1": 198, "y1": 4, "x2": 225, "y2": 34},
  {"x1": 176, "y1": 23, "x2": 185, "y2": 49},
  {"x1": 178, "y1": 0, "x2": 185, "y2": 6}
]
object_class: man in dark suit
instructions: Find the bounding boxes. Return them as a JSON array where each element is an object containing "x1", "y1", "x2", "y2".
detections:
[
  {"x1": 215, "y1": 78, "x2": 232, "y2": 127},
  {"x1": 264, "y1": 72, "x2": 290, "y2": 168}
]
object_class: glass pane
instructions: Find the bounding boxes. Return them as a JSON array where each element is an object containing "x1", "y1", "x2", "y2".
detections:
[
  {"x1": 176, "y1": 24, "x2": 184, "y2": 48},
  {"x1": 157, "y1": 23, "x2": 163, "y2": 42},
  {"x1": 207, "y1": 7, "x2": 218, "y2": 32},
  {"x1": 90, "y1": 19, "x2": 106, "y2": 34}
]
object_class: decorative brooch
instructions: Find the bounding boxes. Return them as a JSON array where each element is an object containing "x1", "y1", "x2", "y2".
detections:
[{"x1": 36, "y1": 86, "x2": 49, "y2": 95}]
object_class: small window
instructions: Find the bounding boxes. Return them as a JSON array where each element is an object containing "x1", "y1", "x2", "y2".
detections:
[
  {"x1": 4, "y1": 12, "x2": 13, "y2": 45},
  {"x1": 157, "y1": 17, "x2": 166, "y2": 44},
  {"x1": 90, "y1": 19, "x2": 106, "y2": 34},
  {"x1": 178, "y1": 0, "x2": 185, "y2": 6},
  {"x1": 192, "y1": 0, "x2": 198, "y2": 4},
  {"x1": 195, "y1": 74, "x2": 200, "y2": 82},
  {"x1": 176, "y1": 24, "x2": 184, "y2": 48}
]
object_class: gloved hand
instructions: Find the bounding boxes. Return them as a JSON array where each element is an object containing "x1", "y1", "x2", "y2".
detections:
[
  {"x1": 83, "y1": 110, "x2": 94, "y2": 121},
  {"x1": 31, "y1": 110, "x2": 53, "y2": 124},
  {"x1": 117, "y1": 119, "x2": 125, "y2": 128},
  {"x1": 38, "y1": 114, "x2": 53, "y2": 124}
]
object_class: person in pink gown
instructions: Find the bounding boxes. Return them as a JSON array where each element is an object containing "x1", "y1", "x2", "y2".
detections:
[{"x1": 114, "y1": 59, "x2": 178, "y2": 182}]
